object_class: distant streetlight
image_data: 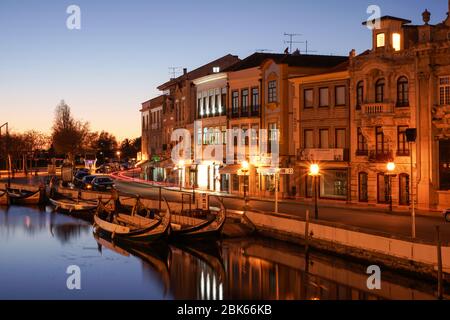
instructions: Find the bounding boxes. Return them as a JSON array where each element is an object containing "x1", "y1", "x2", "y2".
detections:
[
  {"x1": 116, "y1": 151, "x2": 121, "y2": 162},
  {"x1": 386, "y1": 162, "x2": 396, "y2": 212},
  {"x1": 309, "y1": 164, "x2": 320, "y2": 220}
]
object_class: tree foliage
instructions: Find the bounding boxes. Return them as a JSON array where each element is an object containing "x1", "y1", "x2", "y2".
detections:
[{"x1": 51, "y1": 100, "x2": 89, "y2": 161}]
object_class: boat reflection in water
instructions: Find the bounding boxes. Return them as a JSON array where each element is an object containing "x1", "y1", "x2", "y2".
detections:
[
  {"x1": 95, "y1": 235, "x2": 438, "y2": 300},
  {"x1": 0, "y1": 206, "x2": 442, "y2": 300}
]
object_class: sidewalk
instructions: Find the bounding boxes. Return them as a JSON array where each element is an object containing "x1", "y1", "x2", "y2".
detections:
[{"x1": 112, "y1": 170, "x2": 443, "y2": 219}]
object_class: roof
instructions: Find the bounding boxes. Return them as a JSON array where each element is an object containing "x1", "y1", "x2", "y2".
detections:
[
  {"x1": 362, "y1": 16, "x2": 412, "y2": 25},
  {"x1": 224, "y1": 52, "x2": 348, "y2": 72},
  {"x1": 158, "y1": 54, "x2": 240, "y2": 90}
]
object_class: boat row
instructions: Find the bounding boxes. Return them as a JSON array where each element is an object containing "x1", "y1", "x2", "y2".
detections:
[{"x1": 1, "y1": 183, "x2": 227, "y2": 245}]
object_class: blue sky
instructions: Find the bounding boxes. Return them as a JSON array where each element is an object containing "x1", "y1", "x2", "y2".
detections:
[{"x1": 0, "y1": 0, "x2": 448, "y2": 139}]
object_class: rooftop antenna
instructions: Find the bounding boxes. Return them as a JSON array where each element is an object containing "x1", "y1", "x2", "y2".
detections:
[
  {"x1": 300, "y1": 40, "x2": 318, "y2": 54},
  {"x1": 284, "y1": 33, "x2": 303, "y2": 53},
  {"x1": 168, "y1": 67, "x2": 182, "y2": 79}
]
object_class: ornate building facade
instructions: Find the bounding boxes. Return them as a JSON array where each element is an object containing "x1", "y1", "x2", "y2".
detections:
[{"x1": 349, "y1": 5, "x2": 450, "y2": 211}]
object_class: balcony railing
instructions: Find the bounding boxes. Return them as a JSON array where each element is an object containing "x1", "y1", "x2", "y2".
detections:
[
  {"x1": 355, "y1": 149, "x2": 369, "y2": 156},
  {"x1": 368, "y1": 150, "x2": 394, "y2": 162},
  {"x1": 297, "y1": 148, "x2": 348, "y2": 162},
  {"x1": 361, "y1": 103, "x2": 395, "y2": 116},
  {"x1": 396, "y1": 149, "x2": 410, "y2": 157}
]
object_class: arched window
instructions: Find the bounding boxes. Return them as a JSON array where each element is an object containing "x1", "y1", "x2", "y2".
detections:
[
  {"x1": 397, "y1": 76, "x2": 409, "y2": 107},
  {"x1": 375, "y1": 79, "x2": 385, "y2": 103},
  {"x1": 356, "y1": 81, "x2": 364, "y2": 109}
]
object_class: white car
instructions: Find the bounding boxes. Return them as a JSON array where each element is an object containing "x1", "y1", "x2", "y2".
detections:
[{"x1": 444, "y1": 209, "x2": 450, "y2": 222}]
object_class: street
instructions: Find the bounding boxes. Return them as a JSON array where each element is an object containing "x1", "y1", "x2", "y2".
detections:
[{"x1": 113, "y1": 179, "x2": 450, "y2": 243}]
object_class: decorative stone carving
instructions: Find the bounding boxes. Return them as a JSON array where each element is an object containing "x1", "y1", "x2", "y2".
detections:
[{"x1": 423, "y1": 9, "x2": 431, "y2": 25}]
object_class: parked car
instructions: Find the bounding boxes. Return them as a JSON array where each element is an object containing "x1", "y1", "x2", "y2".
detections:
[
  {"x1": 74, "y1": 171, "x2": 90, "y2": 188},
  {"x1": 444, "y1": 209, "x2": 450, "y2": 222},
  {"x1": 80, "y1": 175, "x2": 97, "y2": 190},
  {"x1": 96, "y1": 165, "x2": 111, "y2": 174},
  {"x1": 92, "y1": 176, "x2": 115, "y2": 191}
]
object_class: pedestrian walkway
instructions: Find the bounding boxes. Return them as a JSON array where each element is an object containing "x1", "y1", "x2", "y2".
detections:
[{"x1": 112, "y1": 169, "x2": 442, "y2": 219}]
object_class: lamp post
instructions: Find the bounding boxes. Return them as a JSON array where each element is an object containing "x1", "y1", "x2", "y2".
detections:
[
  {"x1": 116, "y1": 151, "x2": 121, "y2": 162},
  {"x1": 0, "y1": 123, "x2": 10, "y2": 187},
  {"x1": 241, "y1": 161, "x2": 250, "y2": 209},
  {"x1": 309, "y1": 164, "x2": 320, "y2": 220},
  {"x1": 178, "y1": 160, "x2": 185, "y2": 191},
  {"x1": 386, "y1": 162, "x2": 396, "y2": 213}
]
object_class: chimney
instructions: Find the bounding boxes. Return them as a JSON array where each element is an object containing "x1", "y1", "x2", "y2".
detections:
[{"x1": 183, "y1": 68, "x2": 187, "y2": 75}]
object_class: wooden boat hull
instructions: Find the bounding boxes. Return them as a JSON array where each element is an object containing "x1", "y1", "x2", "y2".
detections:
[
  {"x1": 49, "y1": 198, "x2": 98, "y2": 214},
  {"x1": 169, "y1": 201, "x2": 226, "y2": 240},
  {"x1": 8, "y1": 189, "x2": 43, "y2": 205},
  {"x1": 93, "y1": 200, "x2": 171, "y2": 246},
  {"x1": 0, "y1": 191, "x2": 9, "y2": 206}
]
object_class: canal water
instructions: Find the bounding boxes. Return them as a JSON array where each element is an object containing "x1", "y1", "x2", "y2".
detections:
[{"x1": 0, "y1": 206, "x2": 442, "y2": 300}]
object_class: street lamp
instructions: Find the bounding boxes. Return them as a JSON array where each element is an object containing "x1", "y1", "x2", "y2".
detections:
[
  {"x1": 116, "y1": 151, "x2": 121, "y2": 162},
  {"x1": 178, "y1": 160, "x2": 185, "y2": 191},
  {"x1": 309, "y1": 164, "x2": 320, "y2": 220},
  {"x1": 241, "y1": 161, "x2": 250, "y2": 209},
  {"x1": 386, "y1": 162, "x2": 396, "y2": 212}
]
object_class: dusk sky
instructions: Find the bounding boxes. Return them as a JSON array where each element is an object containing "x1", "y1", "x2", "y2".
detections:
[{"x1": 0, "y1": 0, "x2": 448, "y2": 140}]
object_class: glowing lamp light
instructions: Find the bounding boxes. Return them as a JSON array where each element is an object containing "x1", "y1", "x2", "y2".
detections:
[
  {"x1": 241, "y1": 161, "x2": 249, "y2": 170},
  {"x1": 178, "y1": 160, "x2": 185, "y2": 168},
  {"x1": 309, "y1": 164, "x2": 320, "y2": 176},
  {"x1": 387, "y1": 162, "x2": 396, "y2": 172}
]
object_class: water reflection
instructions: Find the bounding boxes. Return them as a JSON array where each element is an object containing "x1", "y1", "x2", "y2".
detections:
[{"x1": 0, "y1": 206, "x2": 443, "y2": 300}]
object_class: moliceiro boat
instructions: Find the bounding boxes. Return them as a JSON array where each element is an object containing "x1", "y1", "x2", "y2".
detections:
[
  {"x1": 0, "y1": 190, "x2": 9, "y2": 205},
  {"x1": 169, "y1": 196, "x2": 226, "y2": 240},
  {"x1": 93, "y1": 196, "x2": 171, "y2": 245},
  {"x1": 49, "y1": 197, "x2": 99, "y2": 214},
  {"x1": 7, "y1": 187, "x2": 45, "y2": 205}
]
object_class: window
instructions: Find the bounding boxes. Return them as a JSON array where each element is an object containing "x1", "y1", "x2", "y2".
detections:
[
  {"x1": 268, "y1": 122, "x2": 278, "y2": 153},
  {"x1": 335, "y1": 129, "x2": 346, "y2": 149},
  {"x1": 399, "y1": 174, "x2": 410, "y2": 206},
  {"x1": 375, "y1": 79, "x2": 385, "y2": 103},
  {"x1": 377, "y1": 173, "x2": 389, "y2": 204},
  {"x1": 232, "y1": 174, "x2": 239, "y2": 191},
  {"x1": 304, "y1": 89, "x2": 314, "y2": 108},
  {"x1": 241, "y1": 126, "x2": 248, "y2": 146},
  {"x1": 376, "y1": 126, "x2": 385, "y2": 153},
  {"x1": 319, "y1": 87, "x2": 329, "y2": 107},
  {"x1": 440, "y1": 140, "x2": 450, "y2": 190},
  {"x1": 439, "y1": 76, "x2": 450, "y2": 106},
  {"x1": 221, "y1": 90, "x2": 226, "y2": 114},
  {"x1": 241, "y1": 89, "x2": 249, "y2": 115},
  {"x1": 232, "y1": 91, "x2": 239, "y2": 115},
  {"x1": 376, "y1": 33, "x2": 385, "y2": 47},
  {"x1": 208, "y1": 95, "x2": 213, "y2": 115},
  {"x1": 213, "y1": 66, "x2": 220, "y2": 73},
  {"x1": 214, "y1": 94, "x2": 219, "y2": 115},
  {"x1": 335, "y1": 86, "x2": 346, "y2": 106},
  {"x1": 359, "y1": 172, "x2": 368, "y2": 202},
  {"x1": 268, "y1": 80, "x2": 277, "y2": 103},
  {"x1": 397, "y1": 126, "x2": 409, "y2": 156},
  {"x1": 319, "y1": 129, "x2": 329, "y2": 149},
  {"x1": 251, "y1": 125, "x2": 259, "y2": 145},
  {"x1": 251, "y1": 88, "x2": 259, "y2": 113},
  {"x1": 392, "y1": 33, "x2": 401, "y2": 51},
  {"x1": 304, "y1": 129, "x2": 314, "y2": 149},
  {"x1": 397, "y1": 76, "x2": 409, "y2": 107},
  {"x1": 203, "y1": 97, "x2": 207, "y2": 116},
  {"x1": 356, "y1": 81, "x2": 364, "y2": 109}
]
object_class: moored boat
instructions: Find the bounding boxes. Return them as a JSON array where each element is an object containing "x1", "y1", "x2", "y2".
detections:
[
  {"x1": 169, "y1": 196, "x2": 226, "y2": 240},
  {"x1": 0, "y1": 190, "x2": 9, "y2": 206},
  {"x1": 49, "y1": 197, "x2": 98, "y2": 214},
  {"x1": 7, "y1": 188, "x2": 44, "y2": 205},
  {"x1": 93, "y1": 197, "x2": 171, "y2": 245}
]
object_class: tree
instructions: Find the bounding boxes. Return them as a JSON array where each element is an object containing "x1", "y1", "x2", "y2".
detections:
[
  {"x1": 91, "y1": 131, "x2": 118, "y2": 163},
  {"x1": 51, "y1": 100, "x2": 89, "y2": 162},
  {"x1": 120, "y1": 137, "x2": 141, "y2": 160}
]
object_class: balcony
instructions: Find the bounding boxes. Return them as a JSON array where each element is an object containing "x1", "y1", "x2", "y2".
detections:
[
  {"x1": 368, "y1": 150, "x2": 394, "y2": 162},
  {"x1": 297, "y1": 148, "x2": 348, "y2": 162},
  {"x1": 361, "y1": 103, "x2": 395, "y2": 116},
  {"x1": 355, "y1": 149, "x2": 369, "y2": 156}
]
